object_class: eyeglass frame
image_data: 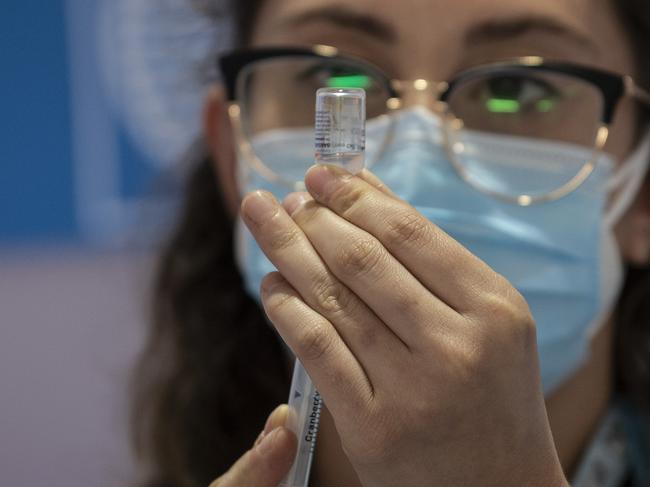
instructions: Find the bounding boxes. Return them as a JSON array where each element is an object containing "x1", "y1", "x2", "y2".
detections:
[{"x1": 218, "y1": 44, "x2": 650, "y2": 206}]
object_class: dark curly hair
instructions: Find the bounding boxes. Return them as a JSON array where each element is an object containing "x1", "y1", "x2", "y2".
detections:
[{"x1": 130, "y1": 1, "x2": 650, "y2": 486}]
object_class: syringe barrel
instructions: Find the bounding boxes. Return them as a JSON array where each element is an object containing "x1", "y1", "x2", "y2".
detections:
[{"x1": 279, "y1": 360, "x2": 322, "y2": 487}]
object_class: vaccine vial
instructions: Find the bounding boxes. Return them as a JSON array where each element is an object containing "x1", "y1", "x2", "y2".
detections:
[{"x1": 314, "y1": 88, "x2": 366, "y2": 173}]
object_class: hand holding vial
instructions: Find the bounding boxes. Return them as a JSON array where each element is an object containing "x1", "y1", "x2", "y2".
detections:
[{"x1": 240, "y1": 85, "x2": 566, "y2": 486}]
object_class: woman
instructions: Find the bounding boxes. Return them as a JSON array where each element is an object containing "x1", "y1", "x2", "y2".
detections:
[{"x1": 132, "y1": 0, "x2": 650, "y2": 485}]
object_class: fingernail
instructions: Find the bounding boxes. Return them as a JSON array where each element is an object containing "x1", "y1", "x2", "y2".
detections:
[
  {"x1": 242, "y1": 191, "x2": 278, "y2": 225},
  {"x1": 305, "y1": 164, "x2": 352, "y2": 198},
  {"x1": 283, "y1": 192, "x2": 311, "y2": 215},
  {"x1": 256, "y1": 427, "x2": 281, "y2": 456}
]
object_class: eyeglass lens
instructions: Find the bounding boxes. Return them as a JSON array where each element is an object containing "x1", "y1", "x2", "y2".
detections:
[{"x1": 237, "y1": 56, "x2": 605, "y2": 197}]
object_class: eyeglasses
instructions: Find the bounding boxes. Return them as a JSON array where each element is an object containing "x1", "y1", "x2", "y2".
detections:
[{"x1": 219, "y1": 45, "x2": 650, "y2": 205}]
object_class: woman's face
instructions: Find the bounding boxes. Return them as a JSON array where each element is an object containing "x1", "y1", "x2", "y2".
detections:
[{"x1": 206, "y1": 0, "x2": 650, "y2": 264}]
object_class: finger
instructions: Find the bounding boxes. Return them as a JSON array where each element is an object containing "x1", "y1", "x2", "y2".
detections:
[
  {"x1": 283, "y1": 192, "x2": 410, "y2": 362},
  {"x1": 288, "y1": 196, "x2": 458, "y2": 346},
  {"x1": 211, "y1": 429, "x2": 295, "y2": 487},
  {"x1": 211, "y1": 409, "x2": 297, "y2": 487},
  {"x1": 358, "y1": 168, "x2": 398, "y2": 198},
  {"x1": 304, "y1": 165, "x2": 503, "y2": 312},
  {"x1": 241, "y1": 190, "x2": 406, "y2": 381},
  {"x1": 253, "y1": 404, "x2": 291, "y2": 451},
  {"x1": 263, "y1": 404, "x2": 290, "y2": 436},
  {"x1": 260, "y1": 271, "x2": 374, "y2": 413}
]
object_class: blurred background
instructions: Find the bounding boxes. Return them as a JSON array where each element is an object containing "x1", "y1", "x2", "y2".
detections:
[{"x1": 1, "y1": 1, "x2": 228, "y2": 484}]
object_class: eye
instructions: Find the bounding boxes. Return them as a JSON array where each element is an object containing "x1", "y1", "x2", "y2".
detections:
[
  {"x1": 297, "y1": 62, "x2": 375, "y2": 90},
  {"x1": 479, "y1": 74, "x2": 560, "y2": 114}
]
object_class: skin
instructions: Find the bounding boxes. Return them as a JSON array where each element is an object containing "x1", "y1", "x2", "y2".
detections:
[{"x1": 206, "y1": 0, "x2": 650, "y2": 485}]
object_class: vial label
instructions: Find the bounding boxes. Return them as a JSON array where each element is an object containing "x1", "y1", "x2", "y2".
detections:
[{"x1": 314, "y1": 106, "x2": 365, "y2": 155}]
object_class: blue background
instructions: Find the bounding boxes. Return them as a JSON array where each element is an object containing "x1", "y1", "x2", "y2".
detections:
[
  {"x1": 0, "y1": 0, "x2": 168, "y2": 248},
  {"x1": 1, "y1": 1, "x2": 76, "y2": 244}
]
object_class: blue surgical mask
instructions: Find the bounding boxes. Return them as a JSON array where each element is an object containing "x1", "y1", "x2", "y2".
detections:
[{"x1": 235, "y1": 107, "x2": 650, "y2": 394}]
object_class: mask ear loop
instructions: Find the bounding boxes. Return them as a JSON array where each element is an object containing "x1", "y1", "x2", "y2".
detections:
[
  {"x1": 585, "y1": 132, "x2": 650, "y2": 341},
  {"x1": 603, "y1": 131, "x2": 650, "y2": 227}
]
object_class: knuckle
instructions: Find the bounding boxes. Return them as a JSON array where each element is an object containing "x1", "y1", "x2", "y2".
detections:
[
  {"x1": 309, "y1": 276, "x2": 379, "y2": 350},
  {"x1": 508, "y1": 287, "x2": 534, "y2": 322},
  {"x1": 263, "y1": 287, "x2": 295, "y2": 317},
  {"x1": 491, "y1": 274, "x2": 533, "y2": 319},
  {"x1": 458, "y1": 343, "x2": 486, "y2": 378},
  {"x1": 311, "y1": 274, "x2": 352, "y2": 316},
  {"x1": 336, "y1": 237, "x2": 385, "y2": 277},
  {"x1": 472, "y1": 289, "x2": 537, "y2": 353},
  {"x1": 331, "y1": 183, "x2": 366, "y2": 217},
  {"x1": 265, "y1": 227, "x2": 302, "y2": 252},
  {"x1": 479, "y1": 291, "x2": 527, "y2": 325},
  {"x1": 291, "y1": 199, "x2": 320, "y2": 226},
  {"x1": 384, "y1": 211, "x2": 432, "y2": 249},
  {"x1": 491, "y1": 271, "x2": 513, "y2": 290},
  {"x1": 298, "y1": 322, "x2": 335, "y2": 362},
  {"x1": 510, "y1": 298, "x2": 537, "y2": 349},
  {"x1": 392, "y1": 286, "x2": 421, "y2": 319},
  {"x1": 446, "y1": 340, "x2": 491, "y2": 391},
  {"x1": 356, "y1": 321, "x2": 379, "y2": 349}
]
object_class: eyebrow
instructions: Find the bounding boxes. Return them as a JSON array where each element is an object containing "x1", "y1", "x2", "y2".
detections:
[
  {"x1": 465, "y1": 15, "x2": 599, "y2": 56},
  {"x1": 282, "y1": 5, "x2": 397, "y2": 43}
]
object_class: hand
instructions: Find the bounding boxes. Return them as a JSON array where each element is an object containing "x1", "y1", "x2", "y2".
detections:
[
  {"x1": 241, "y1": 165, "x2": 570, "y2": 487},
  {"x1": 209, "y1": 405, "x2": 297, "y2": 487}
]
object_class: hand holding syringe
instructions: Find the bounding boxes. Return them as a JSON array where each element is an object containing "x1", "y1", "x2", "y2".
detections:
[{"x1": 280, "y1": 87, "x2": 366, "y2": 487}]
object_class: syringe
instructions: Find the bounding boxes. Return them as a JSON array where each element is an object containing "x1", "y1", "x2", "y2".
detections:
[{"x1": 279, "y1": 87, "x2": 366, "y2": 487}]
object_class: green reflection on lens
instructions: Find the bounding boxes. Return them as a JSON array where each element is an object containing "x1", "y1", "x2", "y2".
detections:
[
  {"x1": 486, "y1": 98, "x2": 521, "y2": 113},
  {"x1": 327, "y1": 74, "x2": 371, "y2": 89},
  {"x1": 536, "y1": 99, "x2": 555, "y2": 112}
]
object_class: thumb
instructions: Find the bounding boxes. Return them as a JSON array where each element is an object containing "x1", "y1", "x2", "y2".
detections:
[{"x1": 210, "y1": 405, "x2": 297, "y2": 487}]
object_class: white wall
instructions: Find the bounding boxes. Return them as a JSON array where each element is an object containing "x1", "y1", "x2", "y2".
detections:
[{"x1": 0, "y1": 250, "x2": 151, "y2": 487}]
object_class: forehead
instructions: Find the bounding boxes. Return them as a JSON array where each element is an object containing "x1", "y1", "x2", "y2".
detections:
[
  {"x1": 250, "y1": 0, "x2": 634, "y2": 76},
  {"x1": 257, "y1": 0, "x2": 586, "y2": 25},
  {"x1": 254, "y1": 0, "x2": 601, "y2": 31}
]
